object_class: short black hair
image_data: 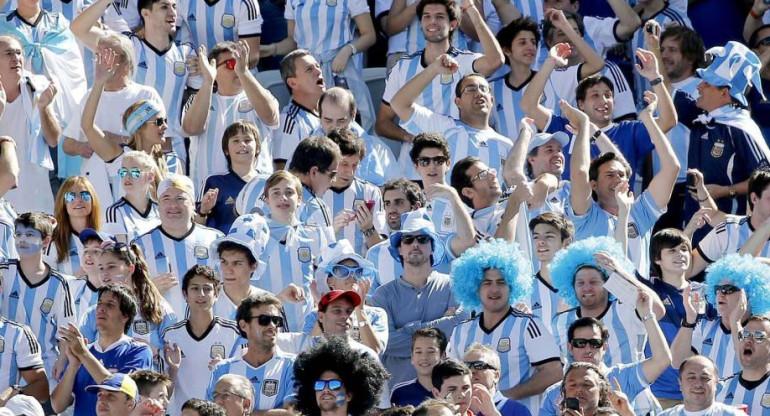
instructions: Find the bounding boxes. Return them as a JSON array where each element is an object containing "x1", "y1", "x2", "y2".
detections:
[
  {"x1": 748, "y1": 169, "x2": 770, "y2": 211},
  {"x1": 450, "y1": 156, "x2": 482, "y2": 207},
  {"x1": 567, "y1": 317, "x2": 610, "y2": 343},
  {"x1": 182, "y1": 265, "x2": 221, "y2": 296},
  {"x1": 182, "y1": 399, "x2": 228, "y2": 416},
  {"x1": 649, "y1": 228, "x2": 691, "y2": 278},
  {"x1": 496, "y1": 17, "x2": 540, "y2": 58},
  {"x1": 293, "y1": 336, "x2": 389, "y2": 416},
  {"x1": 416, "y1": 0, "x2": 461, "y2": 41},
  {"x1": 410, "y1": 132, "x2": 451, "y2": 164},
  {"x1": 289, "y1": 136, "x2": 342, "y2": 175},
  {"x1": 411, "y1": 328, "x2": 448, "y2": 354},
  {"x1": 98, "y1": 284, "x2": 139, "y2": 334},
  {"x1": 327, "y1": 128, "x2": 366, "y2": 159},
  {"x1": 588, "y1": 152, "x2": 632, "y2": 183},
  {"x1": 14, "y1": 212, "x2": 55, "y2": 240},
  {"x1": 383, "y1": 178, "x2": 426, "y2": 208},
  {"x1": 431, "y1": 358, "x2": 471, "y2": 391},
  {"x1": 130, "y1": 370, "x2": 172, "y2": 397},
  {"x1": 576, "y1": 75, "x2": 614, "y2": 104},
  {"x1": 660, "y1": 26, "x2": 706, "y2": 71},
  {"x1": 235, "y1": 293, "x2": 283, "y2": 338},
  {"x1": 453, "y1": 73, "x2": 486, "y2": 98},
  {"x1": 216, "y1": 240, "x2": 257, "y2": 266},
  {"x1": 529, "y1": 212, "x2": 575, "y2": 241}
]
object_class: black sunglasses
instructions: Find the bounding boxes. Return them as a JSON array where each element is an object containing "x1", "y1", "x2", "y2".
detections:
[
  {"x1": 402, "y1": 235, "x2": 431, "y2": 245},
  {"x1": 714, "y1": 284, "x2": 740, "y2": 295},
  {"x1": 464, "y1": 361, "x2": 497, "y2": 371},
  {"x1": 249, "y1": 314, "x2": 284, "y2": 327},
  {"x1": 416, "y1": 156, "x2": 449, "y2": 167},
  {"x1": 570, "y1": 338, "x2": 604, "y2": 349}
]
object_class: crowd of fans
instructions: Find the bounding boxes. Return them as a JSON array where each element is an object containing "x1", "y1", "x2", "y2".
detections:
[{"x1": 0, "y1": 0, "x2": 770, "y2": 415}]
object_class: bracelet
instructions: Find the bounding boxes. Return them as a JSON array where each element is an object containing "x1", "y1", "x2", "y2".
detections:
[
  {"x1": 198, "y1": 210, "x2": 209, "y2": 217},
  {"x1": 0, "y1": 137, "x2": 15, "y2": 147},
  {"x1": 750, "y1": 8, "x2": 762, "y2": 19},
  {"x1": 697, "y1": 196, "x2": 709, "y2": 203},
  {"x1": 650, "y1": 76, "x2": 663, "y2": 86},
  {"x1": 347, "y1": 43, "x2": 358, "y2": 55},
  {"x1": 641, "y1": 312, "x2": 656, "y2": 322},
  {"x1": 681, "y1": 318, "x2": 697, "y2": 329},
  {"x1": 590, "y1": 129, "x2": 602, "y2": 142},
  {"x1": 729, "y1": 186, "x2": 737, "y2": 198}
]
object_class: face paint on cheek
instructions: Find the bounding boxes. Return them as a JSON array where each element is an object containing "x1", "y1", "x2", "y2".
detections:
[
  {"x1": 15, "y1": 234, "x2": 44, "y2": 256},
  {"x1": 336, "y1": 391, "x2": 346, "y2": 407}
]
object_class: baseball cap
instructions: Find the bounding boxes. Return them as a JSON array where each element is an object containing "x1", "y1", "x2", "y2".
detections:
[
  {"x1": 85, "y1": 373, "x2": 139, "y2": 402},
  {"x1": 318, "y1": 290, "x2": 361, "y2": 311}
]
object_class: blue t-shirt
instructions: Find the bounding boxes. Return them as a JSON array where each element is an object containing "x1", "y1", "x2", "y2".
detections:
[
  {"x1": 390, "y1": 379, "x2": 433, "y2": 407},
  {"x1": 198, "y1": 169, "x2": 247, "y2": 234}
]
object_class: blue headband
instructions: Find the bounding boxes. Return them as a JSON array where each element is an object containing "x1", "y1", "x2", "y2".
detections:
[{"x1": 125, "y1": 102, "x2": 162, "y2": 135}]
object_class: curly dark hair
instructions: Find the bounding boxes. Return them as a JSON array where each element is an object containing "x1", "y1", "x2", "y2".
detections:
[
  {"x1": 182, "y1": 399, "x2": 228, "y2": 416},
  {"x1": 293, "y1": 336, "x2": 389, "y2": 416}
]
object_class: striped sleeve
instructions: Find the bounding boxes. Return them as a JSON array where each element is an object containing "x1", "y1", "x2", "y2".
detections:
[{"x1": 15, "y1": 323, "x2": 44, "y2": 369}]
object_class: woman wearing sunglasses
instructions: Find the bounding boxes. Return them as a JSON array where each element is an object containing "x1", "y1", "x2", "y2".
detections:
[
  {"x1": 44, "y1": 176, "x2": 102, "y2": 276},
  {"x1": 303, "y1": 239, "x2": 387, "y2": 355},
  {"x1": 104, "y1": 151, "x2": 163, "y2": 243},
  {"x1": 196, "y1": 121, "x2": 266, "y2": 234},
  {"x1": 258, "y1": 170, "x2": 331, "y2": 331},
  {"x1": 80, "y1": 241, "x2": 177, "y2": 371}
]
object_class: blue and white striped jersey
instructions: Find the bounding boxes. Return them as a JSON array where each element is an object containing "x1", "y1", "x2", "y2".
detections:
[
  {"x1": 696, "y1": 216, "x2": 770, "y2": 264},
  {"x1": 212, "y1": 287, "x2": 270, "y2": 320},
  {"x1": 0, "y1": 219, "x2": 15, "y2": 262},
  {"x1": 382, "y1": 47, "x2": 480, "y2": 180},
  {"x1": 299, "y1": 185, "x2": 335, "y2": 238},
  {"x1": 206, "y1": 350, "x2": 297, "y2": 410},
  {"x1": 321, "y1": 178, "x2": 385, "y2": 255},
  {"x1": 402, "y1": 105, "x2": 513, "y2": 185},
  {"x1": 0, "y1": 317, "x2": 44, "y2": 392},
  {"x1": 162, "y1": 316, "x2": 245, "y2": 416},
  {"x1": 659, "y1": 403, "x2": 747, "y2": 416},
  {"x1": 691, "y1": 317, "x2": 741, "y2": 379},
  {"x1": 364, "y1": 239, "x2": 402, "y2": 299},
  {"x1": 235, "y1": 173, "x2": 271, "y2": 216},
  {"x1": 423, "y1": 197, "x2": 459, "y2": 238},
  {"x1": 0, "y1": 261, "x2": 76, "y2": 383},
  {"x1": 133, "y1": 224, "x2": 224, "y2": 317},
  {"x1": 69, "y1": 276, "x2": 100, "y2": 318},
  {"x1": 43, "y1": 236, "x2": 82, "y2": 276},
  {"x1": 271, "y1": 101, "x2": 321, "y2": 166},
  {"x1": 552, "y1": 300, "x2": 647, "y2": 366},
  {"x1": 104, "y1": 198, "x2": 162, "y2": 242},
  {"x1": 546, "y1": 62, "x2": 636, "y2": 122},
  {"x1": 448, "y1": 309, "x2": 561, "y2": 412},
  {"x1": 185, "y1": 91, "x2": 276, "y2": 190},
  {"x1": 259, "y1": 220, "x2": 328, "y2": 331},
  {"x1": 130, "y1": 34, "x2": 202, "y2": 140},
  {"x1": 565, "y1": 189, "x2": 664, "y2": 280},
  {"x1": 717, "y1": 371, "x2": 770, "y2": 416},
  {"x1": 177, "y1": 0, "x2": 262, "y2": 50},
  {"x1": 527, "y1": 272, "x2": 561, "y2": 335},
  {"x1": 285, "y1": 0, "x2": 369, "y2": 56},
  {"x1": 489, "y1": 71, "x2": 557, "y2": 144}
]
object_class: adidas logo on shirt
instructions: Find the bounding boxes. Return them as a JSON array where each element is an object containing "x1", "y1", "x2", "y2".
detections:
[
  {"x1": 725, "y1": 393, "x2": 734, "y2": 400},
  {"x1": 703, "y1": 338, "x2": 713, "y2": 345},
  {"x1": 155, "y1": 252, "x2": 166, "y2": 259},
  {"x1": 188, "y1": 14, "x2": 196, "y2": 21},
  {"x1": 662, "y1": 298, "x2": 672, "y2": 306},
  {"x1": 532, "y1": 302, "x2": 542, "y2": 310},
  {"x1": 225, "y1": 197, "x2": 235, "y2": 205},
  {"x1": 138, "y1": 61, "x2": 148, "y2": 69},
  {"x1": 250, "y1": 376, "x2": 259, "y2": 382},
  {"x1": 9, "y1": 291, "x2": 18, "y2": 299}
]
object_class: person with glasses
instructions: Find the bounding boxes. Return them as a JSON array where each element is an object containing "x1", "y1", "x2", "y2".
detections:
[
  {"x1": 302, "y1": 240, "x2": 388, "y2": 354},
  {"x1": 104, "y1": 151, "x2": 163, "y2": 243},
  {"x1": 541, "y1": 313, "x2": 671, "y2": 416},
  {"x1": 672, "y1": 253, "x2": 770, "y2": 379},
  {"x1": 207, "y1": 293, "x2": 297, "y2": 412},
  {"x1": 134, "y1": 175, "x2": 224, "y2": 318},
  {"x1": 391, "y1": 328, "x2": 448, "y2": 407},
  {"x1": 659, "y1": 356, "x2": 746, "y2": 416},
  {"x1": 448, "y1": 238, "x2": 562, "y2": 412},
  {"x1": 293, "y1": 336, "x2": 388, "y2": 416},
  {"x1": 373, "y1": 211, "x2": 468, "y2": 387},
  {"x1": 389, "y1": 54, "x2": 512, "y2": 188},
  {"x1": 462, "y1": 344, "x2": 531, "y2": 416},
  {"x1": 79, "y1": 239, "x2": 177, "y2": 372},
  {"x1": 45, "y1": 175, "x2": 103, "y2": 276},
  {"x1": 322, "y1": 129, "x2": 387, "y2": 255},
  {"x1": 162, "y1": 265, "x2": 244, "y2": 416},
  {"x1": 2, "y1": 212, "x2": 76, "y2": 397},
  {"x1": 183, "y1": 40, "x2": 279, "y2": 191},
  {"x1": 288, "y1": 136, "x2": 341, "y2": 238},
  {"x1": 717, "y1": 315, "x2": 770, "y2": 414},
  {"x1": 51, "y1": 285, "x2": 153, "y2": 415},
  {"x1": 210, "y1": 375, "x2": 256, "y2": 416}
]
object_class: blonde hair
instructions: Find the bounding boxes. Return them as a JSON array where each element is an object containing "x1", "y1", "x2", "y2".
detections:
[
  {"x1": 264, "y1": 171, "x2": 303, "y2": 200},
  {"x1": 122, "y1": 100, "x2": 169, "y2": 178},
  {"x1": 122, "y1": 150, "x2": 161, "y2": 201},
  {"x1": 53, "y1": 176, "x2": 102, "y2": 263}
]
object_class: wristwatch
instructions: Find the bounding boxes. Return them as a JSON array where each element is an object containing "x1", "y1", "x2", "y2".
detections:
[
  {"x1": 729, "y1": 186, "x2": 737, "y2": 198},
  {"x1": 650, "y1": 77, "x2": 664, "y2": 86},
  {"x1": 681, "y1": 318, "x2": 697, "y2": 329},
  {"x1": 362, "y1": 227, "x2": 376, "y2": 237},
  {"x1": 641, "y1": 312, "x2": 656, "y2": 322}
]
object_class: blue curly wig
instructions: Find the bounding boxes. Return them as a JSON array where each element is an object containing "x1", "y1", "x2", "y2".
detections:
[
  {"x1": 549, "y1": 236, "x2": 634, "y2": 308},
  {"x1": 704, "y1": 253, "x2": 770, "y2": 315},
  {"x1": 450, "y1": 239, "x2": 533, "y2": 311}
]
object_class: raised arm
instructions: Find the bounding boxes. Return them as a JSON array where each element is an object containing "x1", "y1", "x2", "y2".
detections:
[
  {"x1": 234, "y1": 41, "x2": 280, "y2": 127},
  {"x1": 636, "y1": 290, "x2": 672, "y2": 384},
  {"x1": 636, "y1": 48, "x2": 677, "y2": 133},
  {"x1": 639, "y1": 90, "x2": 680, "y2": 210},
  {"x1": 384, "y1": 0, "x2": 417, "y2": 35},
  {"x1": 38, "y1": 82, "x2": 61, "y2": 147},
  {"x1": 546, "y1": 9, "x2": 605, "y2": 79},
  {"x1": 0, "y1": 137, "x2": 18, "y2": 196},
  {"x1": 462, "y1": 0, "x2": 504, "y2": 76},
  {"x1": 391, "y1": 54, "x2": 458, "y2": 121},
  {"x1": 670, "y1": 286, "x2": 699, "y2": 367},
  {"x1": 614, "y1": 181, "x2": 632, "y2": 254},
  {"x1": 182, "y1": 47, "x2": 216, "y2": 136},
  {"x1": 259, "y1": 20, "x2": 297, "y2": 59},
  {"x1": 744, "y1": 0, "x2": 770, "y2": 43},
  {"x1": 607, "y1": 0, "x2": 642, "y2": 41},
  {"x1": 562, "y1": 100, "x2": 592, "y2": 216},
  {"x1": 332, "y1": 13, "x2": 377, "y2": 73},
  {"x1": 490, "y1": 0, "x2": 520, "y2": 26},
  {"x1": 520, "y1": 43, "x2": 570, "y2": 131},
  {"x1": 82, "y1": 50, "x2": 125, "y2": 162},
  {"x1": 503, "y1": 119, "x2": 533, "y2": 185},
  {"x1": 70, "y1": 0, "x2": 111, "y2": 51},
  {"x1": 429, "y1": 184, "x2": 477, "y2": 257}
]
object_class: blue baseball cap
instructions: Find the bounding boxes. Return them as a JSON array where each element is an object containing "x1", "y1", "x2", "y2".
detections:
[
  {"x1": 78, "y1": 228, "x2": 116, "y2": 245},
  {"x1": 85, "y1": 373, "x2": 139, "y2": 402}
]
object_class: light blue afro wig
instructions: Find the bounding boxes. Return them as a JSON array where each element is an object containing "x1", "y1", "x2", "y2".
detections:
[
  {"x1": 450, "y1": 238, "x2": 533, "y2": 311},
  {"x1": 704, "y1": 253, "x2": 770, "y2": 315},
  {"x1": 549, "y1": 236, "x2": 635, "y2": 308}
]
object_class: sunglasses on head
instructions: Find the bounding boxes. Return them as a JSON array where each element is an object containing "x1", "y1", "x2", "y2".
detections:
[
  {"x1": 464, "y1": 361, "x2": 497, "y2": 371},
  {"x1": 217, "y1": 58, "x2": 237, "y2": 70},
  {"x1": 329, "y1": 264, "x2": 366, "y2": 280},
  {"x1": 714, "y1": 284, "x2": 740, "y2": 295},
  {"x1": 118, "y1": 167, "x2": 143, "y2": 179},
  {"x1": 250, "y1": 314, "x2": 284, "y2": 327},
  {"x1": 570, "y1": 338, "x2": 604, "y2": 349},
  {"x1": 313, "y1": 379, "x2": 344, "y2": 392},
  {"x1": 64, "y1": 191, "x2": 92, "y2": 203},
  {"x1": 739, "y1": 330, "x2": 767, "y2": 343},
  {"x1": 401, "y1": 235, "x2": 431, "y2": 245}
]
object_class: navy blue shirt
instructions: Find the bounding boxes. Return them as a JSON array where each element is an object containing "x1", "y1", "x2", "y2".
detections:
[
  {"x1": 747, "y1": 78, "x2": 770, "y2": 146},
  {"x1": 546, "y1": 115, "x2": 653, "y2": 184},
  {"x1": 494, "y1": 396, "x2": 532, "y2": 416},
  {"x1": 390, "y1": 379, "x2": 433, "y2": 407},
  {"x1": 198, "y1": 170, "x2": 247, "y2": 234}
]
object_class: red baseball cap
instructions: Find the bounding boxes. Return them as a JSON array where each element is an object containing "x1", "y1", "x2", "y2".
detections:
[{"x1": 318, "y1": 290, "x2": 361, "y2": 310}]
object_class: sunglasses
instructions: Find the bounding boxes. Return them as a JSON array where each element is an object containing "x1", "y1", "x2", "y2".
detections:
[
  {"x1": 464, "y1": 361, "x2": 497, "y2": 371},
  {"x1": 739, "y1": 330, "x2": 767, "y2": 343},
  {"x1": 714, "y1": 284, "x2": 740, "y2": 295},
  {"x1": 217, "y1": 58, "x2": 237, "y2": 70},
  {"x1": 323, "y1": 169, "x2": 338, "y2": 179},
  {"x1": 471, "y1": 168, "x2": 496, "y2": 182},
  {"x1": 757, "y1": 37, "x2": 770, "y2": 47},
  {"x1": 313, "y1": 379, "x2": 344, "y2": 392},
  {"x1": 64, "y1": 191, "x2": 92, "y2": 203},
  {"x1": 118, "y1": 167, "x2": 143, "y2": 179},
  {"x1": 250, "y1": 314, "x2": 284, "y2": 327},
  {"x1": 401, "y1": 235, "x2": 431, "y2": 245},
  {"x1": 148, "y1": 117, "x2": 167, "y2": 127},
  {"x1": 570, "y1": 338, "x2": 604, "y2": 349},
  {"x1": 329, "y1": 264, "x2": 366, "y2": 280},
  {"x1": 416, "y1": 156, "x2": 449, "y2": 167}
]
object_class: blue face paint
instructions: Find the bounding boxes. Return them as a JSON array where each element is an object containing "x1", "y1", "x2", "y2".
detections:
[
  {"x1": 14, "y1": 225, "x2": 44, "y2": 256},
  {"x1": 335, "y1": 391, "x2": 346, "y2": 407}
]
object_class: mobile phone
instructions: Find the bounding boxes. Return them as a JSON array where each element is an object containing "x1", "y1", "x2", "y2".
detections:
[
  {"x1": 646, "y1": 24, "x2": 655, "y2": 34},
  {"x1": 636, "y1": 56, "x2": 644, "y2": 70},
  {"x1": 687, "y1": 173, "x2": 696, "y2": 188},
  {"x1": 564, "y1": 397, "x2": 580, "y2": 411},
  {"x1": 333, "y1": 74, "x2": 349, "y2": 89},
  {"x1": 364, "y1": 200, "x2": 376, "y2": 210}
]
